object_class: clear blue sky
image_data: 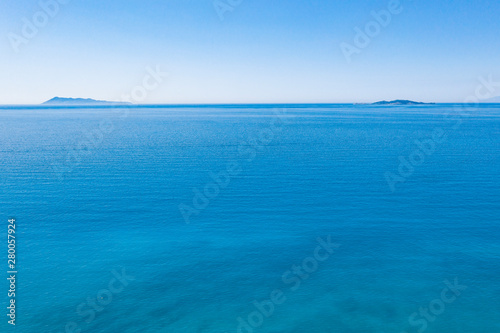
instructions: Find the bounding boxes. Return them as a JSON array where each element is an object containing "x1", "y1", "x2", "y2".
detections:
[{"x1": 1, "y1": 0, "x2": 499, "y2": 104}]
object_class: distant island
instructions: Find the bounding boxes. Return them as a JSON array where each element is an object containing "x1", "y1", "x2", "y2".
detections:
[
  {"x1": 42, "y1": 97, "x2": 131, "y2": 105},
  {"x1": 372, "y1": 100, "x2": 435, "y2": 105}
]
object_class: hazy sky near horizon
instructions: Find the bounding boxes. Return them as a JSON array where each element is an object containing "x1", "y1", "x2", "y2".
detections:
[{"x1": 1, "y1": 0, "x2": 499, "y2": 104}]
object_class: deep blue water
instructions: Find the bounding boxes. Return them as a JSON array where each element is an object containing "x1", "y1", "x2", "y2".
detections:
[{"x1": 0, "y1": 104, "x2": 499, "y2": 332}]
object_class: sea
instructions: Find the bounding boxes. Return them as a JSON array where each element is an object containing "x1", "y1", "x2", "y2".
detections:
[{"x1": 0, "y1": 104, "x2": 499, "y2": 332}]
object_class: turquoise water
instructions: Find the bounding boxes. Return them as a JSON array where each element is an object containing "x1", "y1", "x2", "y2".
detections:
[{"x1": 1, "y1": 104, "x2": 499, "y2": 332}]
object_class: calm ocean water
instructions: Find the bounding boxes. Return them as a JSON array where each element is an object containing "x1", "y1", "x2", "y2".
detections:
[{"x1": 0, "y1": 104, "x2": 499, "y2": 332}]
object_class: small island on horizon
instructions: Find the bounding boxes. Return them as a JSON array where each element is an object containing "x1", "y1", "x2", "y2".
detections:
[
  {"x1": 42, "y1": 97, "x2": 131, "y2": 106},
  {"x1": 371, "y1": 100, "x2": 435, "y2": 105}
]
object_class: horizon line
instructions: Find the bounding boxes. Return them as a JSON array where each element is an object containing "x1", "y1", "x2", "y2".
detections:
[{"x1": 1, "y1": 102, "x2": 500, "y2": 107}]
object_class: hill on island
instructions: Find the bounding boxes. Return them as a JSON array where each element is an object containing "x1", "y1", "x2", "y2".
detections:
[
  {"x1": 42, "y1": 97, "x2": 131, "y2": 105},
  {"x1": 372, "y1": 100, "x2": 435, "y2": 105}
]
